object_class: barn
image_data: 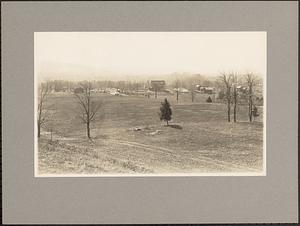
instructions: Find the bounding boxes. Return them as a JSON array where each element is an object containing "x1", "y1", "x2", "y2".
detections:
[
  {"x1": 196, "y1": 85, "x2": 215, "y2": 94},
  {"x1": 149, "y1": 80, "x2": 166, "y2": 91}
]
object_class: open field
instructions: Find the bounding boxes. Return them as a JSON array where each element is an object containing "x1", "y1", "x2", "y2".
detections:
[{"x1": 38, "y1": 92, "x2": 264, "y2": 175}]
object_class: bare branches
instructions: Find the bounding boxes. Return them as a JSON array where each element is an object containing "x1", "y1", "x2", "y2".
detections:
[
  {"x1": 89, "y1": 100, "x2": 102, "y2": 122},
  {"x1": 73, "y1": 81, "x2": 103, "y2": 138},
  {"x1": 74, "y1": 93, "x2": 89, "y2": 115},
  {"x1": 244, "y1": 73, "x2": 257, "y2": 122},
  {"x1": 219, "y1": 72, "x2": 234, "y2": 90},
  {"x1": 37, "y1": 82, "x2": 50, "y2": 138},
  {"x1": 37, "y1": 83, "x2": 49, "y2": 116},
  {"x1": 245, "y1": 72, "x2": 257, "y2": 87},
  {"x1": 219, "y1": 73, "x2": 234, "y2": 122},
  {"x1": 231, "y1": 73, "x2": 240, "y2": 122}
]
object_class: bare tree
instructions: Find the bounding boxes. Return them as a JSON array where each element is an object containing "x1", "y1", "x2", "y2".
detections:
[
  {"x1": 174, "y1": 79, "x2": 180, "y2": 102},
  {"x1": 74, "y1": 82, "x2": 103, "y2": 139},
  {"x1": 245, "y1": 73, "x2": 257, "y2": 122},
  {"x1": 145, "y1": 80, "x2": 151, "y2": 98},
  {"x1": 187, "y1": 81, "x2": 196, "y2": 102},
  {"x1": 191, "y1": 89, "x2": 195, "y2": 102},
  {"x1": 151, "y1": 83, "x2": 159, "y2": 99},
  {"x1": 232, "y1": 84, "x2": 238, "y2": 122},
  {"x1": 37, "y1": 82, "x2": 50, "y2": 138},
  {"x1": 219, "y1": 73, "x2": 234, "y2": 122},
  {"x1": 44, "y1": 105, "x2": 57, "y2": 142},
  {"x1": 232, "y1": 74, "x2": 240, "y2": 123}
]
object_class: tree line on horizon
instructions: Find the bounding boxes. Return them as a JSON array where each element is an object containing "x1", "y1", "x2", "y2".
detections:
[{"x1": 37, "y1": 72, "x2": 263, "y2": 139}]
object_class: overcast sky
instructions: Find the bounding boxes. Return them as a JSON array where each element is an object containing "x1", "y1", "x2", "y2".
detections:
[{"x1": 35, "y1": 32, "x2": 266, "y2": 81}]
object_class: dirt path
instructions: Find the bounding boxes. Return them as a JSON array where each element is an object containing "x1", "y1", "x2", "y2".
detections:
[
  {"x1": 102, "y1": 139, "x2": 259, "y2": 173},
  {"x1": 40, "y1": 130, "x2": 260, "y2": 174}
]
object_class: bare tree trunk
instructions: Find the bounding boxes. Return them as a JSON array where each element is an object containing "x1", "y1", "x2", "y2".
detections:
[
  {"x1": 219, "y1": 73, "x2": 233, "y2": 123},
  {"x1": 167, "y1": 120, "x2": 169, "y2": 126},
  {"x1": 87, "y1": 89, "x2": 91, "y2": 138},
  {"x1": 227, "y1": 99, "x2": 231, "y2": 122},
  {"x1": 155, "y1": 89, "x2": 157, "y2": 98},
  {"x1": 87, "y1": 121, "x2": 90, "y2": 139},
  {"x1": 227, "y1": 86, "x2": 231, "y2": 122},
  {"x1": 245, "y1": 73, "x2": 256, "y2": 123},
  {"x1": 233, "y1": 101, "x2": 237, "y2": 122},
  {"x1": 38, "y1": 122, "x2": 41, "y2": 138},
  {"x1": 37, "y1": 82, "x2": 50, "y2": 138},
  {"x1": 249, "y1": 97, "x2": 253, "y2": 122},
  {"x1": 74, "y1": 81, "x2": 102, "y2": 139},
  {"x1": 248, "y1": 85, "x2": 253, "y2": 122},
  {"x1": 38, "y1": 98, "x2": 43, "y2": 138},
  {"x1": 175, "y1": 80, "x2": 180, "y2": 102},
  {"x1": 233, "y1": 86, "x2": 237, "y2": 123}
]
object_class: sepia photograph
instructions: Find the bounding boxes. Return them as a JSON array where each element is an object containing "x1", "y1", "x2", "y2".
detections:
[
  {"x1": 34, "y1": 32, "x2": 266, "y2": 176},
  {"x1": 3, "y1": 1, "x2": 298, "y2": 224}
]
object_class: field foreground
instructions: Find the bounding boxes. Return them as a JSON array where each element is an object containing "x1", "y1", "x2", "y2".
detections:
[{"x1": 38, "y1": 93, "x2": 264, "y2": 175}]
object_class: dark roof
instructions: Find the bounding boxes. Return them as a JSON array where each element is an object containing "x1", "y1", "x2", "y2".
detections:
[{"x1": 151, "y1": 80, "x2": 165, "y2": 82}]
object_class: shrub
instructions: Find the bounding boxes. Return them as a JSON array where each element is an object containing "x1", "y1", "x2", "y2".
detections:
[
  {"x1": 159, "y1": 98, "x2": 172, "y2": 125},
  {"x1": 206, "y1": 96, "x2": 213, "y2": 103}
]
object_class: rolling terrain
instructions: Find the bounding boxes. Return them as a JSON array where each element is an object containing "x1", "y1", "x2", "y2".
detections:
[{"x1": 38, "y1": 92, "x2": 264, "y2": 175}]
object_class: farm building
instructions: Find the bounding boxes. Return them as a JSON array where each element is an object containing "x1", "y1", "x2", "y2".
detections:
[
  {"x1": 173, "y1": 87, "x2": 190, "y2": 93},
  {"x1": 149, "y1": 80, "x2": 166, "y2": 91},
  {"x1": 196, "y1": 85, "x2": 216, "y2": 94},
  {"x1": 107, "y1": 88, "x2": 121, "y2": 95}
]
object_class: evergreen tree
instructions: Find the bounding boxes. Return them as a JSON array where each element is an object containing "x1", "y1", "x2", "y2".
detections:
[
  {"x1": 206, "y1": 96, "x2": 212, "y2": 103},
  {"x1": 159, "y1": 98, "x2": 172, "y2": 125}
]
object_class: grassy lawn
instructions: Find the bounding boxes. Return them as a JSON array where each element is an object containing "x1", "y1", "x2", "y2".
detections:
[{"x1": 38, "y1": 93, "x2": 264, "y2": 175}]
